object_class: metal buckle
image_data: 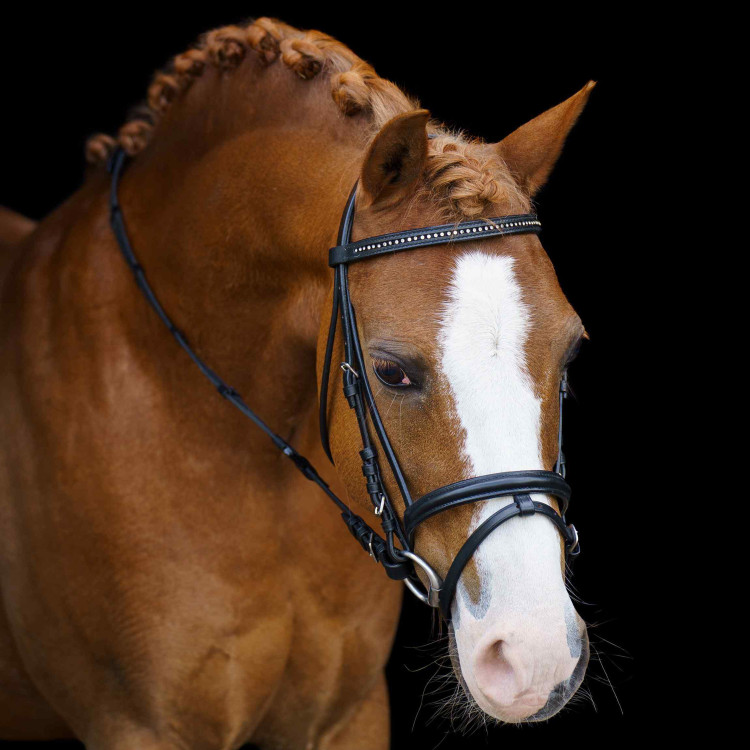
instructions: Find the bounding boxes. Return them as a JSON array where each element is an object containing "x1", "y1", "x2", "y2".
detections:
[
  {"x1": 367, "y1": 532, "x2": 376, "y2": 560},
  {"x1": 374, "y1": 495, "x2": 386, "y2": 516},
  {"x1": 567, "y1": 524, "x2": 580, "y2": 556},
  {"x1": 561, "y1": 372, "x2": 569, "y2": 398},
  {"x1": 401, "y1": 550, "x2": 443, "y2": 608},
  {"x1": 340, "y1": 362, "x2": 359, "y2": 378}
]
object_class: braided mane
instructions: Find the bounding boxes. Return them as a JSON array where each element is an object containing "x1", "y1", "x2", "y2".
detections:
[{"x1": 86, "y1": 17, "x2": 528, "y2": 219}]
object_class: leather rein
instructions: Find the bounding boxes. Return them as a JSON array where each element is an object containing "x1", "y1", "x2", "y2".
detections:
[{"x1": 108, "y1": 148, "x2": 579, "y2": 621}]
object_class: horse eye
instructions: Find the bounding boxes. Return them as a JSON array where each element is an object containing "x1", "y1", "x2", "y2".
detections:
[{"x1": 372, "y1": 358, "x2": 412, "y2": 387}]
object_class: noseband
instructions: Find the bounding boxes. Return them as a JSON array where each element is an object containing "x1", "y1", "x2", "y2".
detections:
[{"x1": 108, "y1": 148, "x2": 579, "y2": 620}]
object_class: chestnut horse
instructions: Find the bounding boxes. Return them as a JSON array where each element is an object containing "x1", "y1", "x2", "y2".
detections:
[{"x1": 0, "y1": 18, "x2": 594, "y2": 750}]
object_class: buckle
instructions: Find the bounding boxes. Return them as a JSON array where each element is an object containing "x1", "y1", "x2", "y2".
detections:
[
  {"x1": 400, "y1": 550, "x2": 443, "y2": 608},
  {"x1": 340, "y1": 362, "x2": 359, "y2": 378},
  {"x1": 566, "y1": 524, "x2": 580, "y2": 557},
  {"x1": 555, "y1": 452, "x2": 567, "y2": 479}
]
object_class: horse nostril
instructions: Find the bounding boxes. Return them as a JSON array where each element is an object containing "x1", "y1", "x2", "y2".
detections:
[
  {"x1": 489, "y1": 641, "x2": 518, "y2": 700},
  {"x1": 470, "y1": 635, "x2": 571, "y2": 721},
  {"x1": 474, "y1": 639, "x2": 532, "y2": 708}
]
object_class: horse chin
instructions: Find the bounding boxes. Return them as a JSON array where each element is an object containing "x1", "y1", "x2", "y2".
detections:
[{"x1": 447, "y1": 626, "x2": 590, "y2": 725}]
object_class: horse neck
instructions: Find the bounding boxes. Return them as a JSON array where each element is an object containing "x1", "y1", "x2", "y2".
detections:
[{"x1": 107, "y1": 76, "x2": 366, "y2": 451}]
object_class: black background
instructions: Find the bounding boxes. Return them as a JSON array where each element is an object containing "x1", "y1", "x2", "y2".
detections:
[{"x1": 1, "y1": 5, "x2": 650, "y2": 748}]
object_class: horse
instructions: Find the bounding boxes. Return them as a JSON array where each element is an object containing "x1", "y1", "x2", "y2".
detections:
[{"x1": 0, "y1": 17, "x2": 594, "y2": 750}]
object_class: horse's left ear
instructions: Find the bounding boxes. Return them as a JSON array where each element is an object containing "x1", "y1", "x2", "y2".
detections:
[
  {"x1": 496, "y1": 81, "x2": 596, "y2": 197},
  {"x1": 360, "y1": 109, "x2": 430, "y2": 207}
]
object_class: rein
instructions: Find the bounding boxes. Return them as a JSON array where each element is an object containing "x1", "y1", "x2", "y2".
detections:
[{"x1": 108, "y1": 147, "x2": 579, "y2": 620}]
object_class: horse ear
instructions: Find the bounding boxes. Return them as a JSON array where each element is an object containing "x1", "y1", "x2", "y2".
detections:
[
  {"x1": 496, "y1": 81, "x2": 595, "y2": 197},
  {"x1": 360, "y1": 109, "x2": 430, "y2": 206}
]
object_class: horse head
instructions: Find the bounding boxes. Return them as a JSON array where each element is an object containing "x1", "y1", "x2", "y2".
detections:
[{"x1": 321, "y1": 84, "x2": 593, "y2": 723}]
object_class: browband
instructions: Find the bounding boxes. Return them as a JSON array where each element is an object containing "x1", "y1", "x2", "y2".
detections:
[{"x1": 329, "y1": 215, "x2": 541, "y2": 266}]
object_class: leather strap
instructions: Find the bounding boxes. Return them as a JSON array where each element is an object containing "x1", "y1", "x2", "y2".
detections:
[
  {"x1": 107, "y1": 148, "x2": 412, "y2": 584},
  {"x1": 319, "y1": 183, "x2": 356, "y2": 463},
  {"x1": 329, "y1": 215, "x2": 540, "y2": 266},
  {"x1": 405, "y1": 470, "x2": 571, "y2": 540},
  {"x1": 438, "y1": 497, "x2": 578, "y2": 619}
]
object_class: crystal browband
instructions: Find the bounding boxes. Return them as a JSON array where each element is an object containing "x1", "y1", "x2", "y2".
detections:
[{"x1": 328, "y1": 214, "x2": 541, "y2": 266}]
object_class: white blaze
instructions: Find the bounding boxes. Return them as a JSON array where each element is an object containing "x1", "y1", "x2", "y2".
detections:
[{"x1": 439, "y1": 251, "x2": 579, "y2": 718}]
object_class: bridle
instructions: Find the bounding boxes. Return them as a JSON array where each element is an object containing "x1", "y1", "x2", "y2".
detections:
[{"x1": 108, "y1": 148, "x2": 579, "y2": 621}]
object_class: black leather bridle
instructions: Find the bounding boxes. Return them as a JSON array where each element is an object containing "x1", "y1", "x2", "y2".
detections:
[{"x1": 108, "y1": 148, "x2": 579, "y2": 620}]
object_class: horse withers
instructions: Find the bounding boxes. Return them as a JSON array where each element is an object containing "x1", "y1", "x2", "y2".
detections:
[{"x1": 0, "y1": 17, "x2": 593, "y2": 749}]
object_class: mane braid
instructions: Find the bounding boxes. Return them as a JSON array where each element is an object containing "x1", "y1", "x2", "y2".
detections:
[{"x1": 85, "y1": 16, "x2": 529, "y2": 219}]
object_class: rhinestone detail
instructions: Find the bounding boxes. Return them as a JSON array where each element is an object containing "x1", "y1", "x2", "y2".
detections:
[{"x1": 350, "y1": 218, "x2": 541, "y2": 253}]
